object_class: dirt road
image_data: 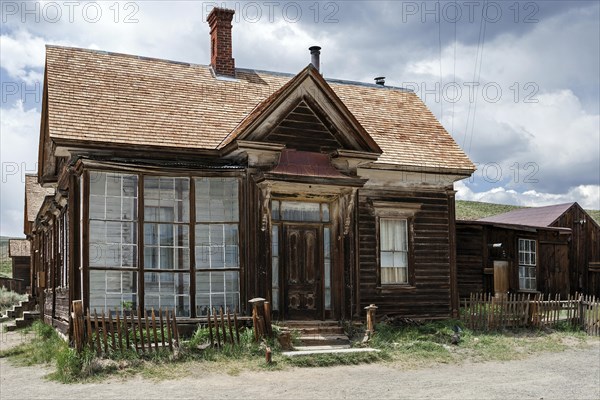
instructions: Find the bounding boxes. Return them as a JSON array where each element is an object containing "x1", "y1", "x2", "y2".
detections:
[{"x1": 1, "y1": 328, "x2": 599, "y2": 400}]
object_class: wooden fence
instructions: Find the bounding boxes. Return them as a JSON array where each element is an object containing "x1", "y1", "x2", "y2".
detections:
[
  {"x1": 72, "y1": 301, "x2": 179, "y2": 355},
  {"x1": 462, "y1": 293, "x2": 600, "y2": 336},
  {"x1": 0, "y1": 277, "x2": 25, "y2": 294},
  {"x1": 203, "y1": 307, "x2": 242, "y2": 347}
]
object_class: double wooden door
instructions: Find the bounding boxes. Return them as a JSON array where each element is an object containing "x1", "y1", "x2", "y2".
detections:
[{"x1": 282, "y1": 224, "x2": 322, "y2": 320}]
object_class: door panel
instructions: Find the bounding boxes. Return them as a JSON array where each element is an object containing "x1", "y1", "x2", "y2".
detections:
[{"x1": 283, "y1": 224, "x2": 321, "y2": 319}]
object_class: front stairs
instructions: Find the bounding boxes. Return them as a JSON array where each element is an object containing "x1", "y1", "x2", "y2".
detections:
[
  {"x1": 4, "y1": 298, "x2": 39, "y2": 332},
  {"x1": 278, "y1": 320, "x2": 379, "y2": 357}
]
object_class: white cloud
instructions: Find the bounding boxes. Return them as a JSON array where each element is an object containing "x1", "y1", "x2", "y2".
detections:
[
  {"x1": 456, "y1": 180, "x2": 600, "y2": 210},
  {"x1": 0, "y1": 101, "x2": 41, "y2": 237},
  {"x1": 0, "y1": 30, "x2": 46, "y2": 84}
]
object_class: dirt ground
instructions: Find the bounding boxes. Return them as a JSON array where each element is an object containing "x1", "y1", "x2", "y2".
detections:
[{"x1": 1, "y1": 325, "x2": 599, "y2": 400}]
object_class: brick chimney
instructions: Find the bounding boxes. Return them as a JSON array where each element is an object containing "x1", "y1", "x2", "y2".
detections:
[{"x1": 207, "y1": 7, "x2": 235, "y2": 77}]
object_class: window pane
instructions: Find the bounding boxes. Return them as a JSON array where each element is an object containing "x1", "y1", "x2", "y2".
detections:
[
  {"x1": 144, "y1": 224, "x2": 158, "y2": 246},
  {"x1": 322, "y1": 204, "x2": 330, "y2": 222},
  {"x1": 195, "y1": 271, "x2": 240, "y2": 314},
  {"x1": 122, "y1": 175, "x2": 138, "y2": 197},
  {"x1": 89, "y1": 270, "x2": 137, "y2": 314},
  {"x1": 159, "y1": 224, "x2": 174, "y2": 246},
  {"x1": 144, "y1": 177, "x2": 160, "y2": 199},
  {"x1": 144, "y1": 272, "x2": 189, "y2": 316},
  {"x1": 145, "y1": 247, "x2": 158, "y2": 269},
  {"x1": 196, "y1": 245, "x2": 210, "y2": 268},
  {"x1": 106, "y1": 174, "x2": 122, "y2": 197},
  {"x1": 89, "y1": 171, "x2": 106, "y2": 196},
  {"x1": 280, "y1": 201, "x2": 320, "y2": 222},
  {"x1": 209, "y1": 224, "x2": 224, "y2": 245},
  {"x1": 89, "y1": 195, "x2": 105, "y2": 219},
  {"x1": 106, "y1": 197, "x2": 121, "y2": 220},
  {"x1": 195, "y1": 178, "x2": 239, "y2": 222}
]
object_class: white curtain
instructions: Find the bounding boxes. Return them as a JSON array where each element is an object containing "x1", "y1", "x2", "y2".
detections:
[{"x1": 380, "y1": 219, "x2": 408, "y2": 284}]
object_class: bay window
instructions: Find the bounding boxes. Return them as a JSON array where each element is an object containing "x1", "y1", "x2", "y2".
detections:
[{"x1": 88, "y1": 171, "x2": 240, "y2": 317}]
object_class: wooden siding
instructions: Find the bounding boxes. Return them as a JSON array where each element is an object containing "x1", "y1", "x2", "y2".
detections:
[
  {"x1": 11, "y1": 257, "x2": 31, "y2": 287},
  {"x1": 456, "y1": 224, "x2": 486, "y2": 297},
  {"x1": 357, "y1": 189, "x2": 453, "y2": 319},
  {"x1": 457, "y1": 223, "x2": 572, "y2": 297},
  {"x1": 550, "y1": 204, "x2": 600, "y2": 295}
]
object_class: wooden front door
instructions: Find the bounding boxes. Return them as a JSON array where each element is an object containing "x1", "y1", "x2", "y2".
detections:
[{"x1": 283, "y1": 224, "x2": 322, "y2": 319}]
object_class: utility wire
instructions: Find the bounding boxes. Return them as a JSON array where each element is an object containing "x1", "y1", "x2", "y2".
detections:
[{"x1": 462, "y1": 0, "x2": 488, "y2": 154}]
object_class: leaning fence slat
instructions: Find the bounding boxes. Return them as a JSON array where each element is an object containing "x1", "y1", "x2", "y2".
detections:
[
  {"x1": 93, "y1": 309, "x2": 101, "y2": 356},
  {"x1": 144, "y1": 311, "x2": 152, "y2": 351},
  {"x1": 116, "y1": 308, "x2": 123, "y2": 352},
  {"x1": 86, "y1": 308, "x2": 93, "y2": 347},
  {"x1": 159, "y1": 308, "x2": 166, "y2": 349},
  {"x1": 137, "y1": 307, "x2": 146, "y2": 353},
  {"x1": 219, "y1": 307, "x2": 227, "y2": 344},
  {"x1": 227, "y1": 308, "x2": 235, "y2": 344},
  {"x1": 234, "y1": 308, "x2": 240, "y2": 344},
  {"x1": 172, "y1": 310, "x2": 179, "y2": 348},
  {"x1": 207, "y1": 308, "x2": 214, "y2": 347},
  {"x1": 151, "y1": 308, "x2": 159, "y2": 350},
  {"x1": 166, "y1": 310, "x2": 173, "y2": 352},
  {"x1": 107, "y1": 312, "x2": 115, "y2": 351},
  {"x1": 130, "y1": 310, "x2": 138, "y2": 352},
  {"x1": 101, "y1": 311, "x2": 109, "y2": 354},
  {"x1": 213, "y1": 307, "x2": 221, "y2": 347}
]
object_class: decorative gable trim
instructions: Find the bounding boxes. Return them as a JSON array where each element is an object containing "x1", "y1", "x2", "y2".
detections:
[{"x1": 220, "y1": 64, "x2": 382, "y2": 156}]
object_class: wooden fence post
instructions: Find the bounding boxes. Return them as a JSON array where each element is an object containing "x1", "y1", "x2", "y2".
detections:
[
  {"x1": 71, "y1": 300, "x2": 84, "y2": 353},
  {"x1": 263, "y1": 301, "x2": 273, "y2": 337},
  {"x1": 249, "y1": 297, "x2": 266, "y2": 342},
  {"x1": 365, "y1": 304, "x2": 378, "y2": 334}
]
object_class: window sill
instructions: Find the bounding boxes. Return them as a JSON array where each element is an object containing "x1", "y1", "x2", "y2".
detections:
[
  {"x1": 517, "y1": 289, "x2": 539, "y2": 294},
  {"x1": 376, "y1": 284, "x2": 416, "y2": 291}
]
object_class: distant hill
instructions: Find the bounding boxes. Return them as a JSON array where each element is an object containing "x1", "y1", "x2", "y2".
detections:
[{"x1": 456, "y1": 200, "x2": 600, "y2": 225}]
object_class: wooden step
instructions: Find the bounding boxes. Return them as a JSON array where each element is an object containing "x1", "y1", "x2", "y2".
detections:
[
  {"x1": 279, "y1": 320, "x2": 339, "y2": 327},
  {"x1": 5, "y1": 322, "x2": 17, "y2": 332},
  {"x1": 283, "y1": 348, "x2": 380, "y2": 357},
  {"x1": 292, "y1": 326, "x2": 345, "y2": 335},
  {"x1": 15, "y1": 317, "x2": 35, "y2": 329},
  {"x1": 23, "y1": 311, "x2": 40, "y2": 321},
  {"x1": 298, "y1": 334, "x2": 350, "y2": 346},
  {"x1": 293, "y1": 344, "x2": 351, "y2": 351}
]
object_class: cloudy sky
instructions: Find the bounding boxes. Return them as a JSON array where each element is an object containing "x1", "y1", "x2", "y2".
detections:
[{"x1": 1, "y1": 0, "x2": 599, "y2": 237}]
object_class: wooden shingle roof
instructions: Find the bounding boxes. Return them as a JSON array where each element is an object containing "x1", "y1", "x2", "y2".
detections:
[{"x1": 44, "y1": 45, "x2": 474, "y2": 172}]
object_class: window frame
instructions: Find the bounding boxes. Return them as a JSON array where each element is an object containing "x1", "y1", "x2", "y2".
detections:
[
  {"x1": 378, "y1": 217, "x2": 410, "y2": 285},
  {"x1": 372, "y1": 201, "x2": 420, "y2": 289},
  {"x1": 518, "y1": 238, "x2": 537, "y2": 291}
]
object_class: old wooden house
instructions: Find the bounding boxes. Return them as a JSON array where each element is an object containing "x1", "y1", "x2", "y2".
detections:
[
  {"x1": 30, "y1": 8, "x2": 474, "y2": 335},
  {"x1": 457, "y1": 202, "x2": 600, "y2": 298},
  {"x1": 7, "y1": 239, "x2": 31, "y2": 294}
]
